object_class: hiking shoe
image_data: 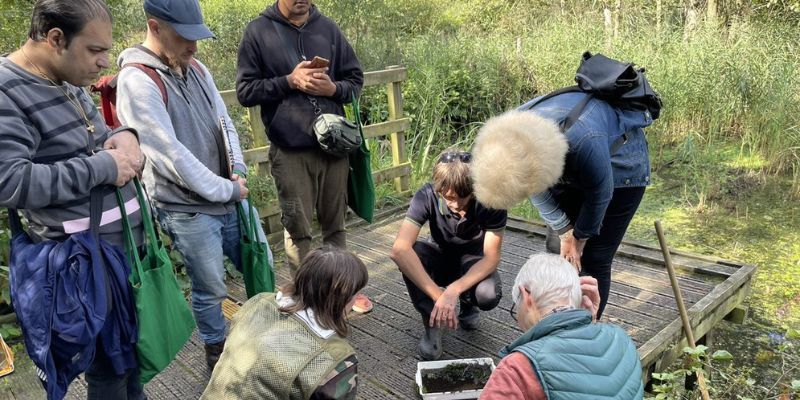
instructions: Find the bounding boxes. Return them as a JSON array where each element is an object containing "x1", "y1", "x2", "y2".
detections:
[
  {"x1": 204, "y1": 340, "x2": 225, "y2": 371},
  {"x1": 352, "y1": 293, "x2": 373, "y2": 313},
  {"x1": 418, "y1": 321, "x2": 443, "y2": 360},
  {"x1": 458, "y1": 305, "x2": 480, "y2": 331}
]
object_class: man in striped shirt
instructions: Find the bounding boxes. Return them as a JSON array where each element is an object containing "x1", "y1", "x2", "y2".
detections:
[{"x1": 0, "y1": 0, "x2": 145, "y2": 398}]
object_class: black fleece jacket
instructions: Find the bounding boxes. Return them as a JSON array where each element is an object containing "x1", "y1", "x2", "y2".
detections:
[{"x1": 236, "y1": 3, "x2": 363, "y2": 149}]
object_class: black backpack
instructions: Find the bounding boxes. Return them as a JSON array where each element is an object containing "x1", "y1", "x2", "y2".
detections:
[{"x1": 526, "y1": 52, "x2": 662, "y2": 152}]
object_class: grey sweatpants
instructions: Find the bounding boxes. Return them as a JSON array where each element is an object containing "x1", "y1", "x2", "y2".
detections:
[{"x1": 269, "y1": 145, "x2": 349, "y2": 269}]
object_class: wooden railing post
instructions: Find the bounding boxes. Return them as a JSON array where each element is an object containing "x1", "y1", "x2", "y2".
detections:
[
  {"x1": 249, "y1": 106, "x2": 267, "y2": 148},
  {"x1": 385, "y1": 65, "x2": 409, "y2": 193},
  {"x1": 218, "y1": 66, "x2": 409, "y2": 239},
  {"x1": 248, "y1": 106, "x2": 267, "y2": 176}
]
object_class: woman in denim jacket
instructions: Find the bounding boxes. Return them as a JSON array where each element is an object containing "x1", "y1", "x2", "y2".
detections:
[{"x1": 472, "y1": 91, "x2": 654, "y2": 320}]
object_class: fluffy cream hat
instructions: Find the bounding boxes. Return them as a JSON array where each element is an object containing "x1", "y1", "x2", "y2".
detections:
[{"x1": 471, "y1": 110, "x2": 569, "y2": 210}]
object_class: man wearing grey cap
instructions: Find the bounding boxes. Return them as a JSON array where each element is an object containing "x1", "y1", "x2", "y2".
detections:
[{"x1": 114, "y1": 0, "x2": 271, "y2": 371}]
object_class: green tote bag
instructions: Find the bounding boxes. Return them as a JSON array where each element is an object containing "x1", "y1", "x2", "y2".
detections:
[
  {"x1": 237, "y1": 200, "x2": 275, "y2": 298},
  {"x1": 346, "y1": 94, "x2": 376, "y2": 223},
  {"x1": 118, "y1": 179, "x2": 195, "y2": 384}
]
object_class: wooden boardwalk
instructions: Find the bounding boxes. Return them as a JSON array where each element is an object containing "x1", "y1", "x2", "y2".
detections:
[{"x1": 2, "y1": 206, "x2": 755, "y2": 399}]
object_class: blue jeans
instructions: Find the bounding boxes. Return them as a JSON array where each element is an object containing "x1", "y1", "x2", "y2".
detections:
[{"x1": 156, "y1": 201, "x2": 269, "y2": 344}]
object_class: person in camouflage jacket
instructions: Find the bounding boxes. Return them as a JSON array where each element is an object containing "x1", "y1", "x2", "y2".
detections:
[{"x1": 201, "y1": 247, "x2": 368, "y2": 400}]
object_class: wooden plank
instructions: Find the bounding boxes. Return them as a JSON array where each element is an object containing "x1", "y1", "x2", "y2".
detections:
[
  {"x1": 347, "y1": 236, "x2": 519, "y2": 350},
  {"x1": 3, "y1": 346, "x2": 49, "y2": 399},
  {"x1": 254, "y1": 202, "x2": 280, "y2": 220},
  {"x1": 359, "y1": 216, "x2": 708, "y2": 346},
  {"x1": 506, "y1": 217, "x2": 739, "y2": 278},
  {"x1": 638, "y1": 264, "x2": 755, "y2": 375},
  {"x1": 6, "y1": 210, "x2": 755, "y2": 399},
  {"x1": 500, "y1": 233, "x2": 714, "y2": 299},
  {"x1": 364, "y1": 67, "x2": 407, "y2": 87},
  {"x1": 219, "y1": 89, "x2": 237, "y2": 107},
  {"x1": 386, "y1": 79, "x2": 409, "y2": 193},
  {"x1": 362, "y1": 118, "x2": 410, "y2": 139},
  {"x1": 247, "y1": 106, "x2": 267, "y2": 147},
  {"x1": 617, "y1": 242, "x2": 738, "y2": 278},
  {"x1": 645, "y1": 281, "x2": 752, "y2": 383},
  {"x1": 724, "y1": 306, "x2": 748, "y2": 324},
  {"x1": 243, "y1": 146, "x2": 269, "y2": 165},
  {"x1": 373, "y1": 163, "x2": 412, "y2": 185}
]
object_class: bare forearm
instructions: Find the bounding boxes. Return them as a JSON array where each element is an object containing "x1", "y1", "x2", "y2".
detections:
[
  {"x1": 392, "y1": 248, "x2": 441, "y2": 300},
  {"x1": 449, "y1": 256, "x2": 499, "y2": 295}
]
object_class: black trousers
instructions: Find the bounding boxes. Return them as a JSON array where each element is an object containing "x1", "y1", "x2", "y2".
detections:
[
  {"x1": 402, "y1": 240, "x2": 502, "y2": 322},
  {"x1": 545, "y1": 186, "x2": 646, "y2": 320}
]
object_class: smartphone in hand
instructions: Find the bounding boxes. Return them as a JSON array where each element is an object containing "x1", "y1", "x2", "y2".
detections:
[{"x1": 307, "y1": 56, "x2": 330, "y2": 69}]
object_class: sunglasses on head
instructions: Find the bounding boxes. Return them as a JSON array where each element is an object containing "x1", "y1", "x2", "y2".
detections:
[{"x1": 438, "y1": 151, "x2": 472, "y2": 164}]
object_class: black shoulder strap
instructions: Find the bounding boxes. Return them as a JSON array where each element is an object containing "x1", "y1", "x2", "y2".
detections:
[
  {"x1": 88, "y1": 185, "x2": 105, "y2": 238},
  {"x1": 523, "y1": 85, "x2": 581, "y2": 111},
  {"x1": 271, "y1": 19, "x2": 302, "y2": 70},
  {"x1": 6, "y1": 186, "x2": 105, "y2": 238},
  {"x1": 525, "y1": 86, "x2": 628, "y2": 154},
  {"x1": 7, "y1": 209, "x2": 23, "y2": 236},
  {"x1": 524, "y1": 86, "x2": 593, "y2": 132}
]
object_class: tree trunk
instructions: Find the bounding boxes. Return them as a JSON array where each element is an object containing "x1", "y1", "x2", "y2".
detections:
[
  {"x1": 684, "y1": 0, "x2": 698, "y2": 40},
  {"x1": 603, "y1": 7, "x2": 613, "y2": 48},
  {"x1": 707, "y1": 0, "x2": 718, "y2": 24},
  {"x1": 656, "y1": 0, "x2": 662, "y2": 33}
]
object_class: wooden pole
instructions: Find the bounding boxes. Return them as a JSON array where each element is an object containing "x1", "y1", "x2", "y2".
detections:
[
  {"x1": 654, "y1": 220, "x2": 712, "y2": 400},
  {"x1": 386, "y1": 65, "x2": 409, "y2": 194}
]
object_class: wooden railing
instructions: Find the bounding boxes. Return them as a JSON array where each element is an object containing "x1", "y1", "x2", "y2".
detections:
[{"x1": 218, "y1": 66, "x2": 411, "y2": 240}]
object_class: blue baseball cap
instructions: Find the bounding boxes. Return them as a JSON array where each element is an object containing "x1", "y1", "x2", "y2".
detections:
[{"x1": 144, "y1": 0, "x2": 216, "y2": 41}]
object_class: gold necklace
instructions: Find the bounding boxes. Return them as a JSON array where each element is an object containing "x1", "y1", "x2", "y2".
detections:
[{"x1": 20, "y1": 48, "x2": 95, "y2": 134}]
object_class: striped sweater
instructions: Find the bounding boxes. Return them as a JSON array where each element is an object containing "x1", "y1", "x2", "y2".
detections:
[{"x1": 0, "y1": 57, "x2": 142, "y2": 245}]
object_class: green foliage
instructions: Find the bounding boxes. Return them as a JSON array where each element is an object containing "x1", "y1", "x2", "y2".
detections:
[
  {"x1": 648, "y1": 331, "x2": 799, "y2": 399},
  {"x1": 0, "y1": 324, "x2": 21, "y2": 341},
  {"x1": 0, "y1": 5, "x2": 798, "y2": 394},
  {"x1": 0, "y1": 1, "x2": 32, "y2": 54}
]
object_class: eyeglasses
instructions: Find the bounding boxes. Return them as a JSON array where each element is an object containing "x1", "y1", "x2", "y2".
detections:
[
  {"x1": 438, "y1": 151, "x2": 472, "y2": 164},
  {"x1": 509, "y1": 301, "x2": 519, "y2": 322},
  {"x1": 509, "y1": 287, "x2": 531, "y2": 322}
]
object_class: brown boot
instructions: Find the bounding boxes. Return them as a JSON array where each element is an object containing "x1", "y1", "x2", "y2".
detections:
[{"x1": 204, "y1": 340, "x2": 225, "y2": 371}]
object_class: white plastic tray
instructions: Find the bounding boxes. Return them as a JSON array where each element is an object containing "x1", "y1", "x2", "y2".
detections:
[{"x1": 415, "y1": 357, "x2": 496, "y2": 399}]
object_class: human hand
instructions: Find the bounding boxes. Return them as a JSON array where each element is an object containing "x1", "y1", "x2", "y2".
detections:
[
  {"x1": 232, "y1": 175, "x2": 248, "y2": 200},
  {"x1": 287, "y1": 61, "x2": 329, "y2": 92},
  {"x1": 560, "y1": 235, "x2": 584, "y2": 271},
  {"x1": 104, "y1": 130, "x2": 145, "y2": 175},
  {"x1": 579, "y1": 275, "x2": 600, "y2": 321},
  {"x1": 303, "y1": 72, "x2": 336, "y2": 97},
  {"x1": 429, "y1": 286, "x2": 460, "y2": 330},
  {"x1": 106, "y1": 149, "x2": 138, "y2": 186}
]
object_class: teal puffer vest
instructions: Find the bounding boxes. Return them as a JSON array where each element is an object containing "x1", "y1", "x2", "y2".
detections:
[{"x1": 499, "y1": 309, "x2": 643, "y2": 399}]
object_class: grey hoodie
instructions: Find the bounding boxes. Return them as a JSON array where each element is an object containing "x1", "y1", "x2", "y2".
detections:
[{"x1": 115, "y1": 46, "x2": 246, "y2": 215}]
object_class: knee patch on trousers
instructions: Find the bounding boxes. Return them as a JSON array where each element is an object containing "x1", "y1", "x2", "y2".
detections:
[{"x1": 474, "y1": 277, "x2": 502, "y2": 311}]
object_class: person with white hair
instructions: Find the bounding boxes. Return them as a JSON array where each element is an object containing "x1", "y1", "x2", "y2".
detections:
[
  {"x1": 480, "y1": 253, "x2": 643, "y2": 400},
  {"x1": 471, "y1": 87, "x2": 654, "y2": 320},
  {"x1": 390, "y1": 149, "x2": 506, "y2": 360}
]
